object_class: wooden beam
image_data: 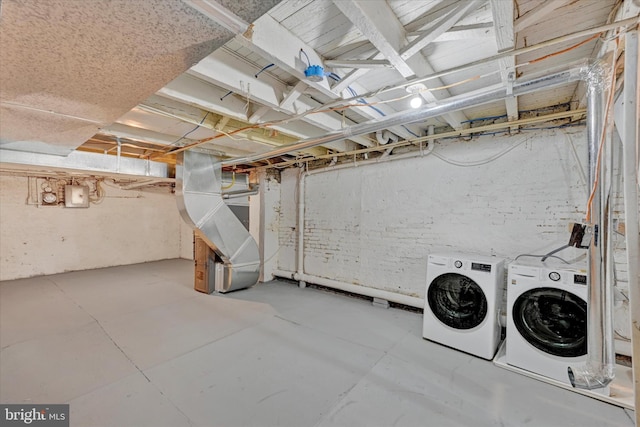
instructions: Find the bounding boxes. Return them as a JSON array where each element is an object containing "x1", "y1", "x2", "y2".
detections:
[
  {"x1": 333, "y1": 0, "x2": 469, "y2": 130},
  {"x1": 490, "y1": 0, "x2": 519, "y2": 131},
  {"x1": 514, "y1": 0, "x2": 574, "y2": 32}
]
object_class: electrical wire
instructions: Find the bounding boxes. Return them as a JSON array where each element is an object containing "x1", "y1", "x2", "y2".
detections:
[
  {"x1": 169, "y1": 111, "x2": 211, "y2": 147},
  {"x1": 431, "y1": 135, "x2": 529, "y2": 167},
  {"x1": 222, "y1": 171, "x2": 236, "y2": 190},
  {"x1": 541, "y1": 244, "x2": 571, "y2": 262},
  {"x1": 299, "y1": 49, "x2": 311, "y2": 67},
  {"x1": 255, "y1": 63, "x2": 274, "y2": 78},
  {"x1": 156, "y1": 28, "x2": 624, "y2": 160},
  {"x1": 528, "y1": 32, "x2": 603, "y2": 65}
]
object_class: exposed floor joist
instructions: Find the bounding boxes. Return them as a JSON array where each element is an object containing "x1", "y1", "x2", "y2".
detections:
[
  {"x1": 234, "y1": 12, "x2": 422, "y2": 139},
  {"x1": 514, "y1": 0, "x2": 575, "y2": 32},
  {"x1": 490, "y1": 0, "x2": 519, "y2": 131},
  {"x1": 332, "y1": 0, "x2": 471, "y2": 131},
  {"x1": 187, "y1": 48, "x2": 366, "y2": 151}
]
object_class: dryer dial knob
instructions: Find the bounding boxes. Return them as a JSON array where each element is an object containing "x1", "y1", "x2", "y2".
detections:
[
  {"x1": 549, "y1": 271, "x2": 561, "y2": 281},
  {"x1": 454, "y1": 260, "x2": 463, "y2": 268}
]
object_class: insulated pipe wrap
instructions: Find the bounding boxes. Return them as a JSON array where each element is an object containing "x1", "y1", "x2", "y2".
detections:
[{"x1": 176, "y1": 151, "x2": 259, "y2": 292}]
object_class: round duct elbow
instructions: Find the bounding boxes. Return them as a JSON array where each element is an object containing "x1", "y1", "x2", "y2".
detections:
[{"x1": 375, "y1": 130, "x2": 399, "y2": 145}]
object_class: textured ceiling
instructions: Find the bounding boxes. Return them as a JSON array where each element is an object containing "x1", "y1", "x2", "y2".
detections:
[
  {"x1": 0, "y1": 0, "x2": 280, "y2": 155},
  {"x1": 0, "y1": 0, "x2": 636, "y2": 171}
]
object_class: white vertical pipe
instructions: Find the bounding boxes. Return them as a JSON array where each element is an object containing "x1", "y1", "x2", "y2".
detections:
[
  {"x1": 116, "y1": 137, "x2": 122, "y2": 173},
  {"x1": 296, "y1": 169, "x2": 307, "y2": 288},
  {"x1": 620, "y1": 30, "x2": 639, "y2": 423}
]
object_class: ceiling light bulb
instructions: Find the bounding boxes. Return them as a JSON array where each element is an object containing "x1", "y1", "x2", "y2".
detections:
[{"x1": 410, "y1": 96, "x2": 423, "y2": 109}]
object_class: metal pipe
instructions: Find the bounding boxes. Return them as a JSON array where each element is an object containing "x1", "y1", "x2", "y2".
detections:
[
  {"x1": 222, "y1": 185, "x2": 259, "y2": 199},
  {"x1": 276, "y1": 269, "x2": 424, "y2": 308},
  {"x1": 330, "y1": 16, "x2": 640, "y2": 105},
  {"x1": 260, "y1": 109, "x2": 586, "y2": 170},
  {"x1": 223, "y1": 67, "x2": 586, "y2": 167},
  {"x1": 567, "y1": 61, "x2": 615, "y2": 390},
  {"x1": 324, "y1": 59, "x2": 393, "y2": 68}
]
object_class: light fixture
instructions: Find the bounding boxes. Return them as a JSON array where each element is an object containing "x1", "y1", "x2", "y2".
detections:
[
  {"x1": 406, "y1": 83, "x2": 426, "y2": 109},
  {"x1": 304, "y1": 64, "x2": 327, "y2": 82}
]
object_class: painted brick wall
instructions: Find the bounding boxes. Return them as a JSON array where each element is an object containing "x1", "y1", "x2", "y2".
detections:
[
  {"x1": 0, "y1": 175, "x2": 184, "y2": 281},
  {"x1": 277, "y1": 168, "x2": 300, "y2": 273},
  {"x1": 278, "y1": 128, "x2": 597, "y2": 299}
]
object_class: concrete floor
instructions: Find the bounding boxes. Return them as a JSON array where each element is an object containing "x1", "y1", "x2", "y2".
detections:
[{"x1": 0, "y1": 259, "x2": 635, "y2": 427}]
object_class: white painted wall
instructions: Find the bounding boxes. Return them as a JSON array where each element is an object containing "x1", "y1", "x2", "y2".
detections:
[
  {"x1": 269, "y1": 126, "x2": 631, "y2": 340},
  {"x1": 254, "y1": 171, "x2": 281, "y2": 281},
  {"x1": 275, "y1": 128, "x2": 594, "y2": 298},
  {"x1": 0, "y1": 175, "x2": 186, "y2": 281},
  {"x1": 277, "y1": 168, "x2": 300, "y2": 274},
  {"x1": 180, "y1": 220, "x2": 194, "y2": 261}
]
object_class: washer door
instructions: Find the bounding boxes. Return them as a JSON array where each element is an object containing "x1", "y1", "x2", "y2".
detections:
[
  {"x1": 427, "y1": 273, "x2": 488, "y2": 330},
  {"x1": 512, "y1": 287, "x2": 587, "y2": 357}
]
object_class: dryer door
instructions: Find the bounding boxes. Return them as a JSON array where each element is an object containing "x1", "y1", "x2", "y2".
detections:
[
  {"x1": 512, "y1": 287, "x2": 587, "y2": 357},
  {"x1": 427, "y1": 273, "x2": 488, "y2": 330}
]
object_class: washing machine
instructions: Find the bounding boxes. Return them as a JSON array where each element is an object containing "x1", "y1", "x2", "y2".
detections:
[
  {"x1": 423, "y1": 253, "x2": 506, "y2": 360},
  {"x1": 506, "y1": 259, "x2": 590, "y2": 386}
]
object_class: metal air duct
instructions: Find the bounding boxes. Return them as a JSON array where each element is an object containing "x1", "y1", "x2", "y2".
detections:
[
  {"x1": 177, "y1": 150, "x2": 260, "y2": 292},
  {"x1": 223, "y1": 65, "x2": 588, "y2": 167},
  {"x1": 568, "y1": 61, "x2": 616, "y2": 390}
]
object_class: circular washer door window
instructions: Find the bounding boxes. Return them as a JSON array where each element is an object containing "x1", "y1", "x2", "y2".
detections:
[
  {"x1": 427, "y1": 273, "x2": 488, "y2": 330},
  {"x1": 512, "y1": 287, "x2": 587, "y2": 357}
]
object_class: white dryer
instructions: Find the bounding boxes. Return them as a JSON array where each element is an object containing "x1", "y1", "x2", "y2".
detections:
[
  {"x1": 423, "y1": 253, "x2": 506, "y2": 360},
  {"x1": 506, "y1": 260, "x2": 590, "y2": 386}
]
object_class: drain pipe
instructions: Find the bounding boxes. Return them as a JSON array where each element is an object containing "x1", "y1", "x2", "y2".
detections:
[
  {"x1": 295, "y1": 167, "x2": 306, "y2": 288},
  {"x1": 375, "y1": 130, "x2": 399, "y2": 145},
  {"x1": 567, "y1": 61, "x2": 615, "y2": 390}
]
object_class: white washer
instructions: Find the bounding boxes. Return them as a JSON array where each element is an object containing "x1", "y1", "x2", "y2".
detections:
[
  {"x1": 423, "y1": 253, "x2": 505, "y2": 360},
  {"x1": 506, "y1": 260, "x2": 590, "y2": 385}
]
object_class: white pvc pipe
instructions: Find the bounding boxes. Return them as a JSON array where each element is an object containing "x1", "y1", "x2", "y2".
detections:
[
  {"x1": 293, "y1": 150, "x2": 436, "y2": 302},
  {"x1": 297, "y1": 169, "x2": 306, "y2": 287},
  {"x1": 274, "y1": 269, "x2": 424, "y2": 308}
]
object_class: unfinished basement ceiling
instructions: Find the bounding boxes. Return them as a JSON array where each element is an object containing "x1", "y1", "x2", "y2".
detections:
[{"x1": 1, "y1": 0, "x2": 637, "y2": 171}]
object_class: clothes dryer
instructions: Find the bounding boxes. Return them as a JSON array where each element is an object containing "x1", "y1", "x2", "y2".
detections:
[
  {"x1": 423, "y1": 253, "x2": 506, "y2": 360},
  {"x1": 506, "y1": 260, "x2": 589, "y2": 385}
]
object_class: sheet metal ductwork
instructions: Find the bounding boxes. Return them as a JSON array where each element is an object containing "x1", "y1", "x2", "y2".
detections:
[{"x1": 177, "y1": 151, "x2": 259, "y2": 292}]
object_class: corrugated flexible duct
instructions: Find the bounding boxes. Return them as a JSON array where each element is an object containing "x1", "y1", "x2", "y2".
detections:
[{"x1": 177, "y1": 151, "x2": 260, "y2": 292}]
